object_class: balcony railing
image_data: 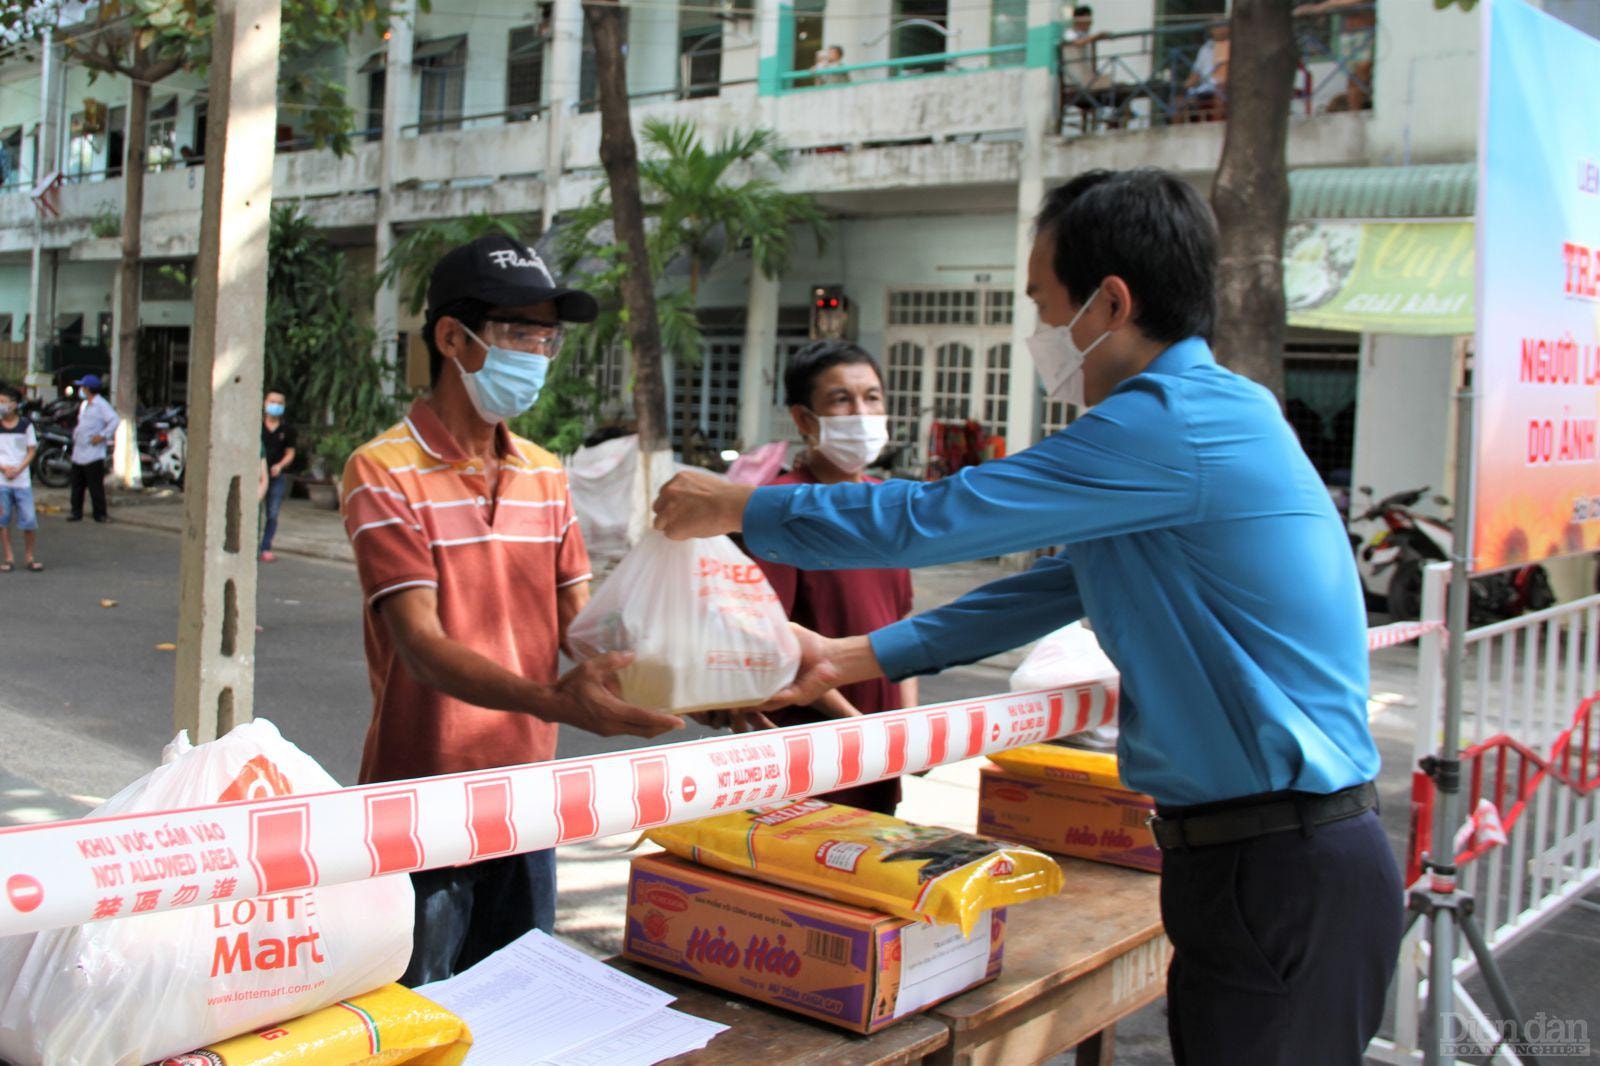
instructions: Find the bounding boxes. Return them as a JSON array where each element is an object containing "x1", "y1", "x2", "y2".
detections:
[
  {"x1": 1058, "y1": 7, "x2": 1374, "y2": 136},
  {"x1": 779, "y1": 43, "x2": 1027, "y2": 92}
]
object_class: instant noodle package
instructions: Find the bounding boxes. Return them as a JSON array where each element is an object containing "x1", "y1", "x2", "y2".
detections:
[
  {"x1": 623, "y1": 853, "x2": 1006, "y2": 1034},
  {"x1": 645, "y1": 800, "x2": 1063, "y2": 937},
  {"x1": 159, "y1": 984, "x2": 471, "y2": 1066},
  {"x1": 980, "y1": 745, "x2": 1160, "y2": 873}
]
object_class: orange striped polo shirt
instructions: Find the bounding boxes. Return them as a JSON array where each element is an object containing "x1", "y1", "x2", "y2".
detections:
[{"x1": 341, "y1": 399, "x2": 591, "y2": 784}]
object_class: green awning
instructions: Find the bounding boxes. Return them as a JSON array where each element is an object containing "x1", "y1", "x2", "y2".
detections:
[{"x1": 1289, "y1": 164, "x2": 1476, "y2": 222}]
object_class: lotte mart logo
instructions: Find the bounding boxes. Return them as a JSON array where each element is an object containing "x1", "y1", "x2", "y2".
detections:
[{"x1": 1441, "y1": 1012, "x2": 1590, "y2": 1058}]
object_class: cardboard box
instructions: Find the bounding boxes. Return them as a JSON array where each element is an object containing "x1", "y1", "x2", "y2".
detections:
[
  {"x1": 978, "y1": 766, "x2": 1162, "y2": 873},
  {"x1": 623, "y1": 852, "x2": 1005, "y2": 1033}
]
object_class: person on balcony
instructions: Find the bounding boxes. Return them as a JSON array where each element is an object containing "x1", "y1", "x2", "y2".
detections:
[
  {"x1": 1296, "y1": 0, "x2": 1375, "y2": 112},
  {"x1": 1180, "y1": 21, "x2": 1230, "y2": 122},
  {"x1": 1060, "y1": 5, "x2": 1110, "y2": 131},
  {"x1": 810, "y1": 44, "x2": 848, "y2": 85}
]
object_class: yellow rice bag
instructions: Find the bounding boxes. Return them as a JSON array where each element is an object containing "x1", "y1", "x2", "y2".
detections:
[
  {"x1": 647, "y1": 800, "x2": 1063, "y2": 936},
  {"x1": 159, "y1": 984, "x2": 471, "y2": 1066},
  {"x1": 987, "y1": 743, "x2": 1126, "y2": 789}
]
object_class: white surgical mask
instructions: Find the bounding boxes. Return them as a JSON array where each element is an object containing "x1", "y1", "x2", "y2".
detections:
[
  {"x1": 812, "y1": 413, "x2": 890, "y2": 474},
  {"x1": 1026, "y1": 287, "x2": 1109, "y2": 409}
]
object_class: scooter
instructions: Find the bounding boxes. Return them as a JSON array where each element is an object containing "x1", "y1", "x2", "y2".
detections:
[
  {"x1": 1351, "y1": 486, "x2": 1555, "y2": 624},
  {"x1": 137, "y1": 403, "x2": 187, "y2": 487},
  {"x1": 28, "y1": 421, "x2": 74, "y2": 489}
]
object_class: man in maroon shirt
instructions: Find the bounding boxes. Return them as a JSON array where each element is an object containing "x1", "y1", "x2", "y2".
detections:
[{"x1": 753, "y1": 340, "x2": 916, "y2": 814}]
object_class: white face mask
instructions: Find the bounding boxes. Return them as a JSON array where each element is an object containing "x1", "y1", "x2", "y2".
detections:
[
  {"x1": 812, "y1": 413, "x2": 890, "y2": 474},
  {"x1": 1026, "y1": 287, "x2": 1110, "y2": 409}
]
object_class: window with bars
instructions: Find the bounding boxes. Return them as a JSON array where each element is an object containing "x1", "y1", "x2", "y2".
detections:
[
  {"x1": 933, "y1": 342, "x2": 975, "y2": 420},
  {"x1": 1284, "y1": 353, "x2": 1358, "y2": 480},
  {"x1": 982, "y1": 343, "x2": 1010, "y2": 437},
  {"x1": 888, "y1": 289, "x2": 980, "y2": 326},
  {"x1": 507, "y1": 25, "x2": 546, "y2": 120},
  {"x1": 416, "y1": 36, "x2": 468, "y2": 132},
  {"x1": 674, "y1": 336, "x2": 745, "y2": 450},
  {"x1": 1039, "y1": 393, "x2": 1076, "y2": 437},
  {"x1": 984, "y1": 290, "x2": 1014, "y2": 326},
  {"x1": 770, "y1": 333, "x2": 817, "y2": 443},
  {"x1": 147, "y1": 97, "x2": 178, "y2": 170},
  {"x1": 885, "y1": 341, "x2": 925, "y2": 447}
]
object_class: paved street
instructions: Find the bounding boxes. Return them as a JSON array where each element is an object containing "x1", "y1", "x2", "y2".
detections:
[{"x1": 0, "y1": 498, "x2": 1595, "y2": 1064}]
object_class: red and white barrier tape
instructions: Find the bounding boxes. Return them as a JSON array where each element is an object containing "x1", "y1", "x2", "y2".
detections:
[
  {"x1": 1365, "y1": 619, "x2": 1444, "y2": 651},
  {"x1": 0, "y1": 684, "x2": 1115, "y2": 938}
]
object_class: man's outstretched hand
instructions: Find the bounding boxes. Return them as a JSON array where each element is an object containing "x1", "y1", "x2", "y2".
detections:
[
  {"x1": 735, "y1": 622, "x2": 887, "y2": 718},
  {"x1": 653, "y1": 470, "x2": 755, "y2": 541},
  {"x1": 552, "y1": 651, "x2": 685, "y2": 739},
  {"x1": 694, "y1": 686, "x2": 863, "y2": 734}
]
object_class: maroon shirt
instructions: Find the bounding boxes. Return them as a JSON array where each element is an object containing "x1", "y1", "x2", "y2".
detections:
[{"x1": 752, "y1": 464, "x2": 915, "y2": 813}]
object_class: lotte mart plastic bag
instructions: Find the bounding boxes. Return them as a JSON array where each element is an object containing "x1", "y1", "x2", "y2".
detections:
[
  {"x1": 567, "y1": 532, "x2": 801, "y2": 715},
  {"x1": 0, "y1": 720, "x2": 414, "y2": 1066}
]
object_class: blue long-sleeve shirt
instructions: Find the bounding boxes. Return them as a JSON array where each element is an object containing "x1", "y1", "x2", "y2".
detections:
[{"x1": 742, "y1": 337, "x2": 1377, "y2": 807}]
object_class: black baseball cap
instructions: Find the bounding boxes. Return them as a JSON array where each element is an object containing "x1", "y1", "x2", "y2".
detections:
[{"x1": 426, "y1": 235, "x2": 599, "y2": 324}]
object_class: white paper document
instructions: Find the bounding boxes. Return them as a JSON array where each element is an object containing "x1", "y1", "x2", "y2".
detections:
[
  {"x1": 893, "y1": 910, "x2": 994, "y2": 1017},
  {"x1": 537, "y1": 1006, "x2": 728, "y2": 1065},
  {"x1": 417, "y1": 929, "x2": 686, "y2": 1064}
]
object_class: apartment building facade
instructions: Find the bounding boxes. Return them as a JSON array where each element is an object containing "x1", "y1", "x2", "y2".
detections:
[{"x1": 1, "y1": 0, "x2": 1589, "y2": 513}]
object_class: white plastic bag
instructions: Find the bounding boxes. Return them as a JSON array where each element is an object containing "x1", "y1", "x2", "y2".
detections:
[
  {"x1": 1009, "y1": 622, "x2": 1122, "y2": 750},
  {"x1": 567, "y1": 532, "x2": 801, "y2": 714},
  {"x1": 0, "y1": 720, "x2": 413, "y2": 1066}
]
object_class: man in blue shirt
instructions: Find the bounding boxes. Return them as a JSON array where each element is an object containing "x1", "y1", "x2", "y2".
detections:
[{"x1": 654, "y1": 168, "x2": 1403, "y2": 1065}]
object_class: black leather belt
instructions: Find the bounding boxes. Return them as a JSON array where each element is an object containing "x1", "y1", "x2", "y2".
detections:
[{"x1": 1149, "y1": 782, "x2": 1377, "y2": 851}]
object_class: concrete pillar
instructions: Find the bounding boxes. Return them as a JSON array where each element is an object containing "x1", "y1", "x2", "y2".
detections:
[
  {"x1": 172, "y1": 0, "x2": 281, "y2": 742},
  {"x1": 372, "y1": 2, "x2": 414, "y2": 367},
  {"x1": 739, "y1": 265, "x2": 780, "y2": 449},
  {"x1": 1003, "y1": 0, "x2": 1060, "y2": 452},
  {"x1": 757, "y1": 0, "x2": 793, "y2": 96},
  {"x1": 543, "y1": 0, "x2": 583, "y2": 232},
  {"x1": 27, "y1": 30, "x2": 64, "y2": 385}
]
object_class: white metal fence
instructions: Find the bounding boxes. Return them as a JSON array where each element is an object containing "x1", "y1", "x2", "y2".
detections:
[{"x1": 1378, "y1": 562, "x2": 1600, "y2": 1063}]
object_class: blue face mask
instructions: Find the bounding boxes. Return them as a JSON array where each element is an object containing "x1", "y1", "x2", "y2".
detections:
[
  {"x1": 264, "y1": 402, "x2": 285, "y2": 418},
  {"x1": 458, "y1": 326, "x2": 551, "y2": 423}
]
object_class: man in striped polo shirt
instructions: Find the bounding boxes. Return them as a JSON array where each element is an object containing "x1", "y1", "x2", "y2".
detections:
[{"x1": 342, "y1": 235, "x2": 683, "y2": 984}]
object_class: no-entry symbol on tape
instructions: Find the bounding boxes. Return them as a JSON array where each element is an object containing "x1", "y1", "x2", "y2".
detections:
[{"x1": 6, "y1": 874, "x2": 42, "y2": 913}]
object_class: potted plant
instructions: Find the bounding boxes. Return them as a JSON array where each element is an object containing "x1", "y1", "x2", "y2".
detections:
[{"x1": 301, "y1": 429, "x2": 363, "y2": 509}]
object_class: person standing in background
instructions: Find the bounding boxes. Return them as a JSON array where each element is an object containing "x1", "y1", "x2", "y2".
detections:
[
  {"x1": 68, "y1": 374, "x2": 118, "y2": 524},
  {"x1": 0, "y1": 384, "x2": 42, "y2": 571},
  {"x1": 259, "y1": 388, "x2": 297, "y2": 562},
  {"x1": 746, "y1": 340, "x2": 915, "y2": 815}
]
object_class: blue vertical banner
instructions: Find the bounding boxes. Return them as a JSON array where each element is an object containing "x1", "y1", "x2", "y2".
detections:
[{"x1": 1473, "y1": 0, "x2": 1600, "y2": 572}]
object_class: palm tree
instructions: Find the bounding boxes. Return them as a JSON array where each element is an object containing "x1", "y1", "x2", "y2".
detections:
[{"x1": 558, "y1": 118, "x2": 829, "y2": 439}]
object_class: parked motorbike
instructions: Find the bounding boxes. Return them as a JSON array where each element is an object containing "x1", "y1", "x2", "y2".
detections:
[
  {"x1": 1351, "y1": 486, "x2": 1555, "y2": 624},
  {"x1": 28, "y1": 420, "x2": 74, "y2": 489},
  {"x1": 136, "y1": 403, "x2": 187, "y2": 487}
]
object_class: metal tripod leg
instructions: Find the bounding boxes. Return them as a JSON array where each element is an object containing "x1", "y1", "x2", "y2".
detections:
[
  {"x1": 1456, "y1": 900, "x2": 1539, "y2": 1066},
  {"x1": 1409, "y1": 884, "x2": 1540, "y2": 1066}
]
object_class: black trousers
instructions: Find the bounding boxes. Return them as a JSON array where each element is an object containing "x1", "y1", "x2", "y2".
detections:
[
  {"x1": 1160, "y1": 808, "x2": 1404, "y2": 1066},
  {"x1": 69, "y1": 460, "x2": 107, "y2": 520},
  {"x1": 399, "y1": 849, "x2": 556, "y2": 986}
]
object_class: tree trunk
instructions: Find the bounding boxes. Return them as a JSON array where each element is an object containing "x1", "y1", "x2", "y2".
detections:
[
  {"x1": 113, "y1": 71, "x2": 150, "y2": 487},
  {"x1": 583, "y1": 3, "x2": 669, "y2": 453},
  {"x1": 1210, "y1": 0, "x2": 1297, "y2": 402}
]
